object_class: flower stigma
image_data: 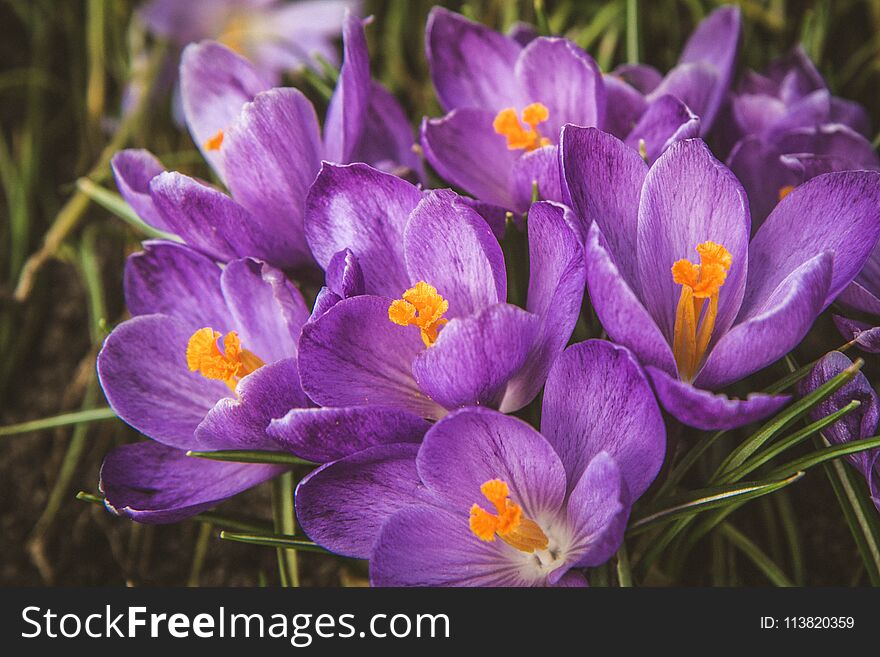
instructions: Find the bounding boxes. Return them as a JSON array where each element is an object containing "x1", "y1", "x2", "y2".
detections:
[
  {"x1": 469, "y1": 479, "x2": 549, "y2": 553},
  {"x1": 388, "y1": 281, "x2": 449, "y2": 347},
  {"x1": 493, "y1": 102, "x2": 552, "y2": 152},
  {"x1": 186, "y1": 327, "x2": 265, "y2": 391},
  {"x1": 671, "y1": 241, "x2": 732, "y2": 381}
]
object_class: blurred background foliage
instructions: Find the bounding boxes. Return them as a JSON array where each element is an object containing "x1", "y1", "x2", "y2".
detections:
[{"x1": 2, "y1": 0, "x2": 880, "y2": 585}]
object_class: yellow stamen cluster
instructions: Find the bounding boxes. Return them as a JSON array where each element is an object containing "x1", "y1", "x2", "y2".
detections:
[
  {"x1": 388, "y1": 281, "x2": 449, "y2": 347},
  {"x1": 186, "y1": 327, "x2": 265, "y2": 391},
  {"x1": 493, "y1": 102, "x2": 552, "y2": 152},
  {"x1": 671, "y1": 241, "x2": 733, "y2": 381},
  {"x1": 469, "y1": 479, "x2": 549, "y2": 553}
]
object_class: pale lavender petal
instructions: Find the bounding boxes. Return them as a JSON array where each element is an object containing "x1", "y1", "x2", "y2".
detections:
[{"x1": 111, "y1": 150, "x2": 170, "y2": 232}]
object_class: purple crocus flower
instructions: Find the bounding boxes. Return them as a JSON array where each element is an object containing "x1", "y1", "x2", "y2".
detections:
[
  {"x1": 420, "y1": 7, "x2": 733, "y2": 213},
  {"x1": 294, "y1": 162, "x2": 585, "y2": 419},
  {"x1": 561, "y1": 126, "x2": 880, "y2": 430},
  {"x1": 293, "y1": 340, "x2": 666, "y2": 587},
  {"x1": 96, "y1": 241, "x2": 311, "y2": 522},
  {"x1": 112, "y1": 12, "x2": 421, "y2": 272},
  {"x1": 722, "y1": 47, "x2": 876, "y2": 225},
  {"x1": 834, "y1": 243, "x2": 880, "y2": 353},
  {"x1": 800, "y1": 351, "x2": 880, "y2": 512}
]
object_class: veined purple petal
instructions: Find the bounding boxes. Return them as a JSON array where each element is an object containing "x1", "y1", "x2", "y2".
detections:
[
  {"x1": 624, "y1": 94, "x2": 700, "y2": 164},
  {"x1": 602, "y1": 75, "x2": 648, "y2": 140},
  {"x1": 295, "y1": 443, "x2": 428, "y2": 559},
  {"x1": 426, "y1": 7, "x2": 522, "y2": 112},
  {"x1": 222, "y1": 88, "x2": 322, "y2": 269},
  {"x1": 323, "y1": 11, "x2": 370, "y2": 162},
  {"x1": 727, "y1": 135, "x2": 799, "y2": 227},
  {"x1": 648, "y1": 62, "x2": 717, "y2": 132},
  {"x1": 833, "y1": 316, "x2": 880, "y2": 353},
  {"x1": 511, "y1": 145, "x2": 562, "y2": 210},
  {"x1": 541, "y1": 340, "x2": 665, "y2": 500},
  {"x1": 326, "y1": 248, "x2": 365, "y2": 299},
  {"x1": 297, "y1": 295, "x2": 446, "y2": 419},
  {"x1": 267, "y1": 406, "x2": 428, "y2": 463},
  {"x1": 101, "y1": 441, "x2": 284, "y2": 524},
  {"x1": 97, "y1": 314, "x2": 228, "y2": 449},
  {"x1": 305, "y1": 162, "x2": 420, "y2": 297},
  {"x1": 647, "y1": 366, "x2": 790, "y2": 431},
  {"x1": 413, "y1": 303, "x2": 539, "y2": 410},
  {"x1": 403, "y1": 190, "x2": 506, "y2": 317},
  {"x1": 123, "y1": 241, "x2": 229, "y2": 331},
  {"x1": 111, "y1": 150, "x2": 170, "y2": 232}
]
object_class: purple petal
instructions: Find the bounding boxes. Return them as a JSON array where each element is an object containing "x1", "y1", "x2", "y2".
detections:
[
  {"x1": 743, "y1": 170, "x2": 880, "y2": 316},
  {"x1": 636, "y1": 139, "x2": 750, "y2": 348},
  {"x1": 624, "y1": 94, "x2": 700, "y2": 164},
  {"x1": 501, "y1": 202, "x2": 585, "y2": 412},
  {"x1": 833, "y1": 316, "x2": 880, "y2": 353},
  {"x1": 111, "y1": 150, "x2": 170, "y2": 232},
  {"x1": 649, "y1": 62, "x2": 718, "y2": 133},
  {"x1": 220, "y1": 257, "x2": 308, "y2": 363},
  {"x1": 515, "y1": 37, "x2": 605, "y2": 135},
  {"x1": 222, "y1": 88, "x2": 322, "y2": 269},
  {"x1": 323, "y1": 12, "x2": 370, "y2": 162},
  {"x1": 101, "y1": 441, "x2": 283, "y2": 524},
  {"x1": 267, "y1": 406, "x2": 428, "y2": 463},
  {"x1": 726, "y1": 135, "x2": 798, "y2": 227},
  {"x1": 416, "y1": 407, "x2": 567, "y2": 520},
  {"x1": 97, "y1": 314, "x2": 227, "y2": 449},
  {"x1": 613, "y1": 63, "x2": 663, "y2": 94},
  {"x1": 647, "y1": 366, "x2": 790, "y2": 431},
  {"x1": 194, "y1": 357, "x2": 310, "y2": 451},
  {"x1": 426, "y1": 7, "x2": 522, "y2": 112},
  {"x1": 325, "y1": 248, "x2": 365, "y2": 299},
  {"x1": 123, "y1": 241, "x2": 228, "y2": 330},
  {"x1": 697, "y1": 252, "x2": 833, "y2": 389},
  {"x1": 420, "y1": 109, "x2": 520, "y2": 210},
  {"x1": 403, "y1": 190, "x2": 506, "y2": 316},
  {"x1": 731, "y1": 93, "x2": 787, "y2": 139},
  {"x1": 179, "y1": 41, "x2": 272, "y2": 178},
  {"x1": 830, "y1": 97, "x2": 872, "y2": 137},
  {"x1": 413, "y1": 303, "x2": 538, "y2": 410},
  {"x1": 541, "y1": 340, "x2": 665, "y2": 500},
  {"x1": 295, "y1": 443, "x2": 428, "y2": 559},
  {"x1": 297, "y1": 295, "x2": 446, "y2": 419},
  {"x1": 305, "y1": 162, "x2": 420, "y2": 297},
  {"x1": 511, "y1": 145, "x2": 563, "y2": 209},
  {"x1": 602, "y1": 75, "x2": 648, "y2": 140}
]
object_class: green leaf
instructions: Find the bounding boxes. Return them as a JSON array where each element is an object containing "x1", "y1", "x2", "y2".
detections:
[
  {"x1": 76, "y1": 177, "x2": 180, "y2": 241},
  {"x1": 186, "y1": 450, "x2": 317, "y2": 467},
  {"x1": 767, "y1": 435, "x2": 880, "y2": 479},
  {"x1": 629, "y1": 472, "x2": 805, "y2": 536},
  {"x1": 718, "y1": 523, "x2": 795, "y2": 587},
  {"x1": 219, "y1": 531, "x2": 330, "y2": 554},
  {"x1": 0, "y1": 407, "x2": 117, "y2": 436}
]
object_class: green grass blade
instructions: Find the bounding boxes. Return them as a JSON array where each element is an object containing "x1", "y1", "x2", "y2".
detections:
[
  {"x1": 767, "y1": 435, "x2": 880, "y2": 478},
  {"x1": 718, "y1": 523, "x2": 795, "y2": 587},
  {"x1": 186, "y1": 450, "x2": 316, "y2": 467},
  {"x1": 219, "y1": 531, "x2": 330, "y2": 554},
  {"x1": 0, "y1": 407, "x2": 117, "y2": 436}
]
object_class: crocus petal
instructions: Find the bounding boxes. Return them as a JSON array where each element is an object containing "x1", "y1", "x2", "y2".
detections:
[
  {"x1": 97, "y1": 314, "x2": 228, "y2": 449},
  {"x1": 298, "y1": 295, "x2": 446, "y2": 419},
  {"x1": 416, "y1": 407, "x2": 567, "y2": 520},
  {"x1": 305, "y1": 163, "x2": 420, "y2": 297},
  {"x1": 602, "y1": 75, "x2": 648, "y2": 140},
  {"x1": 403, "y1": 190, "x2": 506, "y2": 316},
  {"x1": 220, "y1": 257, "x2": 309, "y2": 363},
  {"x1": 801, "y1": 351, "x2": 880, "y2": 476},
  {"x1": 726, "y1": 136, "x2": 798, "y2": 227},
  {"x1": 412, "y1": 303, "x2": 539, "y2": 410},
  {"x1": 840, "y1": 278, "x2": 880, "y2": 317},
  {"x1": 110, "y1": 150, "x2": 170, "y2": 232},
  {"x1": 613, "y1": 63, "x2": 663, "y2": 94},
  {"x1": 194, "y1": 357, "x2": 310, "y2": 451},
  {"x1": 774, "y1": 124, "x2": 880, "y2": 171},
  {"x1": 647, "y1": 366, "x2": 790, "y2": 431},
  {"x1": 541, "y1": 340, "x2": 665, "y2": 500},
  {"x1": 697, "y1": 252, "x2": 833, "y2": 389},
  {"x1": 179, "y1": 41, "x2": 272, "y2": 178},
  {"x1": 326, "y1": 248, "x2": 365, "y2": 299},
  {"x1": 101, "y1": 441, "x2": 284, "y2": 524},
  {"x1": 624, "y1": 94, "x2": 700, "y2": 164},
  {"x1": 295, "y1": 443, "x2": 429, "y2": 559},
  {"x1": 371, "y1": 505, "x2": 530, "y2": 587},
  {"x1": 420, "y1": 109, "x2": 520, "y2": 210},
  {"x1": 677, "y1": 5, "x2": 740, "y2": 131},
  {"x1": 426, "y1": 7, "x2": 522, "y2": 111},
  {"x1": 222, "y1": 88, "x2": 322, "y2": 269},
  {"x1": 123, "y1": 241, "x2": 228, "y2": 330},
  {"x1": 833, "y1": 316, "x2": 880, "y2": 353},
  {"x1": 510, "y1": 145, "x2": 562, "y2": 210},
  {"x1": 648, "y1": 62, "x2": 718, "y2": 131},
  {"x1": 323, "y1": 12, "x2": 370, "y2": 162},
  {"x1": 515, "y1": 37, "x2": 605, "y2": 136},
  {"x1": 636, "y1": 138, "x2": 750, "y2": 347},
  {"x1": 148, "y1": 171, "x2": 270, "y2": 264},
  {"x1": 267, "y1": 406, "x2": 429, "y2": 463},
  {"x1": 501, "y1": 202, "x2": 585, "y2": 412},
  {"x1": 565, "y1": 452, "x2": 629, "y2": 570},
  {"x1": 731, "y1": 93, "x2": 787, "y2": 140},
  {"x1": 584, "y1": 223, "x2": 678, "y2": 376},
  {"x1": 742, "y1": 170, "x2": 880, "y2": 317},
  {"x1": 830, "y1": 97, "x2": 872, "y2": 137},
  {"x1": 560, "y1": 125, "x2": 648, "y2": 286}
]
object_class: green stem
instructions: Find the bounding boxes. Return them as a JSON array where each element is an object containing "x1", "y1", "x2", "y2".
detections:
[
  {"x1": 272, "y1": 472, "x2": 299, "y2": 587},
  {"x1": 625, "y1": 0, "x2": 640, "y2": 63}
]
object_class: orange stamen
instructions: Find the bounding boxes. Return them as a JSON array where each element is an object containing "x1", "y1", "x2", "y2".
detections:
[
  {"x1": 186, "y1": 327, "x2": 265, "y2": 391},
  {"x1": 388, "y1": 281, "x2": 449, "y2": 347},
  {"x1": 468, "y1": 479, "x2": 549, "y2": 553},
  {"x1": 204, "y1": 129, "x2": 225, "y2": 151},
  {"x1": 493, "y1": 102, "x2": 552, "y2": 152},
  {"x1": 671, "y1": 241, "x2": 732, "y2": 381},
  {"x1": 778, "y1": 185, "x2": 795, "y2": 201}
]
